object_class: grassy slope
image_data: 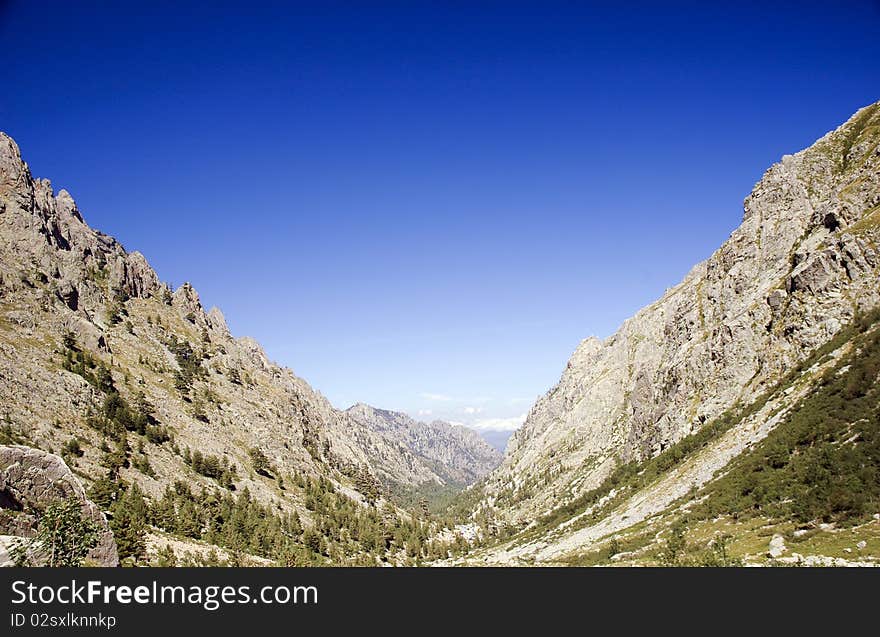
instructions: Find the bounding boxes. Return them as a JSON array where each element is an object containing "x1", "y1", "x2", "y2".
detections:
[{"x1": 464, "y1": 308, "x2": 880, "y2": 566}]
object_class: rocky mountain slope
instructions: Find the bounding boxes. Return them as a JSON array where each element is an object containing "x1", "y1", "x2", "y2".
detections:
[
  {"x1": 345, "y1": 403, "x2": 500, "y2": 490},
  {"x1": 0, "y1": 131, "x2": 479, "y2": 565},
  {"x1": 461, "y1": 101, "x2": 880, "y2": 564}
]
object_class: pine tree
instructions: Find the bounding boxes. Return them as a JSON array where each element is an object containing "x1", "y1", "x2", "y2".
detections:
[
  {"x1": 13, "y1": 499, "x2": 100, "y2": 567},
  {"x1": 249, "y1": 446, "x2": 272, "y2": 476},
  {"x1": 110, "y1": 483, "x2": 148, "y2": 562}
]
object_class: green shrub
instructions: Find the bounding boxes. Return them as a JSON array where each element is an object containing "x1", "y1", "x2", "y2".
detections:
[{"x1": 12, "y1": 499, "x2": 100, "y2": 567}]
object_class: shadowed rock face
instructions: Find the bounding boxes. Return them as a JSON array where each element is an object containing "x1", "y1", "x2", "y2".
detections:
[
  {"x1": 480, "y1": 101, "x2": 880, "y2": 523},
  {"x1": 0, "y1": 445, "x2": 119, "y2": 566}
]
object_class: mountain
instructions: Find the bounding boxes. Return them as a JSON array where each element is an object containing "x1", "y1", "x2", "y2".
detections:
[
  {"x1": 0, "y1": 131, "x2": 478, "y2": 566},
  {"x1": 463, "y1": 101, "x2": 880, "y2": 565},
  {"x1": 345, "y1": 403, "x2": 501, "y2": 490}
]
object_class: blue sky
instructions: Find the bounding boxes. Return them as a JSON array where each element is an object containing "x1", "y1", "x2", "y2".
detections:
[{"x1": 1, "y1": 2, "x2": 878, "y2": 434}]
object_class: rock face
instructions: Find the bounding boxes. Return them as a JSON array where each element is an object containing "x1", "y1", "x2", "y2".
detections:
[
  {"x1": 345, "y1": 404, "x2": 501, "y2": 488},
  {"x1": 0, "y1": 445, "x2": 118, "y2": 566},
  {"x1": 0, "y1": 134, "x2": 162, "y2": 320},
  {"x1": 481, "y1": 101, "x2": 880, "y2": 523}
]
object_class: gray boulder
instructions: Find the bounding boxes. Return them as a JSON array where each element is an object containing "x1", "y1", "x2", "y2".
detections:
[{"x1": 0, "y1": 445, "x2": 118, "y2": 566}]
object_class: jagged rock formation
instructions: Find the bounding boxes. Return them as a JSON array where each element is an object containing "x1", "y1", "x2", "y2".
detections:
[
  {"x1": 345, "y1": 403, "x2": 501, "y2": 489},
  {"x1": 479, "y1": 101, "x2": 880, "y2": 526},
  {"x1": 0, "y1": 445, "x2": 118, "y2": 566}
]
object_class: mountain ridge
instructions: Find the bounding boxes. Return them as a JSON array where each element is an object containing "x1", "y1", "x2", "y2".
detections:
[
  {"x1": 462, "y1": 100, "x2": 880, "y2": 562},
  {"x1": 460, "y1": 97, "x2": 880, "y2": 563},
  {"x1": 1, "y1": 99, "x2": 879, "y2": 567},
  {"x1": 0, "y1": 130, "x2": 489, "y2": 565}
]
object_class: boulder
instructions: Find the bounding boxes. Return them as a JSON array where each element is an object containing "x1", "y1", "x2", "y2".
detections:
[
  {"x1": 0, "y1": 445, "x2": 118, "y2": 566},
  {"x1": 768, "y1": 534, "x2": 787, "y2": 559}
]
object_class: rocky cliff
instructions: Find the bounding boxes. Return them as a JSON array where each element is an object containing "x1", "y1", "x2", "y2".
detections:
[{"x1": 479, "y1": 101, "x2": 880, "y2": 525}]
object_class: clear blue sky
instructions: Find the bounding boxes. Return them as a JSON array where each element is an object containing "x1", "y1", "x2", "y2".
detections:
[{"x1": 1, "y1": 2, "x2": 878, "y2": 433}]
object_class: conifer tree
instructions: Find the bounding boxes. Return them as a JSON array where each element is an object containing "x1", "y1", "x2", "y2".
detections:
[
  {"x1": 110, "y1": 483, "x2": 148, "y2": 562},
  {"x1": 13, "y1": 499, "x2": 100, "y2": 567}
]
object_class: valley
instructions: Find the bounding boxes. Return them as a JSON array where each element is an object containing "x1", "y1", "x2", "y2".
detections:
[{"x1": 1, "y1": 101, "x2": 879, "y2": 567}]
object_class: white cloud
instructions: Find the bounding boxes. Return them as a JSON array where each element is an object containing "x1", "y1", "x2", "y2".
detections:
[
  {"x1": 469, "y1": 414, "x2": 527, "y2": 432},
  {"x1": 420, "y1": 392, "x2": 453, "y2": 402},
  {"x1": 417, "y1": 409, "x2": 433, "y2": 416},
  {"x1": 463, "y1": 406, "x2": 483, "y2": 415}
]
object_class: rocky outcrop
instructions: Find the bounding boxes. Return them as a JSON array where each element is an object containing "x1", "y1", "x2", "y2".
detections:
[
  {"x1": 0, "y1": 445, "x2": 118, "y2": 566},
  {"x1": 0, "y1": 134, "x2": 162, "y2": 320},
  {"x1": 345, "y1": 404, "x2": 501, "y2": 488},
  {"x1": 482, "y1": 101, "x2": 880, "y2": 523}
]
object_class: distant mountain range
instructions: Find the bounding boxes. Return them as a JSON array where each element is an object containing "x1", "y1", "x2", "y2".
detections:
[{"x1": 475, "y1": 430, "x2": 514, "y2": 453}]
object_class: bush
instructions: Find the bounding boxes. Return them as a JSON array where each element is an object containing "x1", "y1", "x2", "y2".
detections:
[
  {"x1": 63, "y1": 437, "x2": 84, "y2": 458},
  {"x1": 249, "y1": 447, "x2": 273, "y2": 477}
]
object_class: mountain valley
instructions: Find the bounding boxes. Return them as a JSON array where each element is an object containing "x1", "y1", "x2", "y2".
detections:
[{"x1": 1, "y1": 101, "x2": 879, "y2": 567}]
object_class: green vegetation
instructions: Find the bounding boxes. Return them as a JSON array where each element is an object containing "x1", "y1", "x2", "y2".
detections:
[
  {"x1": 63, "y1": 345, "x2": 115, "y2": 394},
  {"x1": 12, "y1": 499, "x2": 101, "y2": 567},
  {"x1": 166, "y1": 334, "x2": 207, "y2": 399},
  {"x1": 655, "y1": 521, "x2": 742, "y2": 567},
  {"x1": 89, "y1": 475, "x2": 149, "y2": 563},
  {"x1": 182, "y1": 447, "x2": 238, "y2": 489},
  {"x1": 95, "y1": 471, "x2": 467, "y2": 566},
  {"x1": 63, "y1": 436, "x2": 83, "y2": 456},
  {"x1": 85, "y1": 388, "x2": 166, "y2": 445},
  {"x1": 496, "y1": 307, "x2": 880, "y2": 567},
  {"x1": 60, "y1": 336, "x2": 171, "y2": 474},
  {"x1": 386, "y1": 480, "x2": 463, "y2": 516},
  {"x1": 657, "y1": 520, "x2": 688, "y2": 566},
  {"x1": 0, "y1": 422, "x2": 28, "y2": 445},
  {"x1": 562, "y1": 308, "x2": 880, "y2": 567},
  {"x1": 248, "y1": 446, "x2": 273, "y2": 477},
  {"x1": 105, "y1": 292, "x2": 128, "y2": 326},
  {"x1": 839, "y1": 103, "x2": 878, "y2": 172},
  {"x1": 691, "y1": 310, "x2": 880, "y2": 527},
  {"x1": 514, "y1": 308, "x2": 880, "y2": 544}
]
